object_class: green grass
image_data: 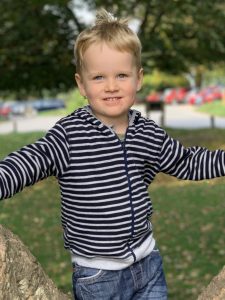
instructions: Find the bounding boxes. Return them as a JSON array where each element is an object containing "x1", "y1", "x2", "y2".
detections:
[
  {"x1": 150, "y1": 179, "x2": 225, "y2": 299},
  {"x1": 1, "y1": 129, "x2": 225, "y2": 299},
  {"x1": 196, "y1": 100, "x2": 225, "y2": 117}
]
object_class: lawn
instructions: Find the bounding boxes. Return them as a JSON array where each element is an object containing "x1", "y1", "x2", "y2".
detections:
[
  {"x1": 196, "y1": 100, "x2": 225, "y2": 117},
  {"x1": 0, "y1": 129, "x2": 225, "y2": 299}
]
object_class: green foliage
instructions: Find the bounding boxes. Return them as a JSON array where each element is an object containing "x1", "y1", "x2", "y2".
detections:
[
  {"x1": 136, "y1": 84, "x2": 152, "y2": 101},
  {"x1": 96, "y1": 1, "x2": 225, "y2": 76},
  {"x1": 143, "y1": 71, "x2": 188, "y2": 88},
  {"x1": 1, "y1": 1, "x2": 225, "y2": 96},
  {"x1": 203, "y1": 65, "x2": 225, "y2": 86},
  {"x1": 0, "y1": 0, "x2": 86, "y2": 98},
  {"x1": 137, "y1": 71, "x2": 189, "y2": 101},
  {"x1": 1, "y1": 128, "x2": 225, "y2": 298}
]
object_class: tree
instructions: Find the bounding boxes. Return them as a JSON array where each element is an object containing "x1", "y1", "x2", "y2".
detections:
[
  {"x1": 0, "y1": 225, "x2": 71, "y2": 299},
  {"x1": 197, "y1": 265, "x2": 225, "y2": 299},
  {"x1": 95, "y1": 0, "x2": 225, "y2": 87},
  {"x1": 0, "y1": 0, "x2": 89, "y2": 98},
  {"x1": 1, "y1": 0, "x2": 225, "y2": 96}
]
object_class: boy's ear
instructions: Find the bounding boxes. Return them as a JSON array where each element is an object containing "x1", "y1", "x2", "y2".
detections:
[
  {"x1": 137, "y1": 68, "x2": 144, "y2": 92},
  {"x1": 75, "y1": 73, "x2": 86, "y2": 97}
]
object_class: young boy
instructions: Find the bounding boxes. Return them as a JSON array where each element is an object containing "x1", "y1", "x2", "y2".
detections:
[{"x1": 0, "y1": 9, "x2": 225, "y2": 300}]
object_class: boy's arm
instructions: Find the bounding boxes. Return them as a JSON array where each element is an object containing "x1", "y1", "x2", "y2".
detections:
[
  {"x1": 0, "y1": 124, "x2": 70, "y2": 199},
  {"x1": 159, "y1": 132, "x2": 225, "y2": 180}
]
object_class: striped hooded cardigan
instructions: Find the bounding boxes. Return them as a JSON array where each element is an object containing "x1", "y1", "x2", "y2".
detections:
[{"x1": 0, "y1": 106, "x2": 225, "y2": 267}]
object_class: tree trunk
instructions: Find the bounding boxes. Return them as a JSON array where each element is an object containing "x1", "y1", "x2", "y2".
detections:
[
  {"x1": 197, "y1": 265, "x2": 225, "y2": 300},
  {"x1": 0, "y1": 224, "x2": 72, "y2": 300}
]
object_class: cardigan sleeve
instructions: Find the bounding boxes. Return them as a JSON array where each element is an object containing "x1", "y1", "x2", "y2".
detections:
[
  {"x1": 159, "y1": 132, "x2": 225, "y2": 180},
  {"x1": 0, "y1": 123, "x2": 70, "y2": 199}
]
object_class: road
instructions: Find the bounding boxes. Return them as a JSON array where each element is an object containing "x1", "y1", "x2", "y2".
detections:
[{"x1": 1, "y1": 104, "x2": 225, "y2": 134}]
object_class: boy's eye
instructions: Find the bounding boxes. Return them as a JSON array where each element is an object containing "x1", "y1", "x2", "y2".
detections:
[
  {"x1": 117, "y1": 74, "x2": 128, "y2": 79},
  {"x1": 93, "y1": 75, "x2": 103, "y2": 81}
]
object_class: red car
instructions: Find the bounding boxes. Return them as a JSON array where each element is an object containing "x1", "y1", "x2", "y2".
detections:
[
  {"x1": 164, "y1": 88, "x2": 188, "y2": 104},
  {"x1": 186, "y1": 89, "x2": 202, "y2": 105},
  {"x1": 146, "y1": 91, "x2": 162, "y2": 102},
  {"x1": 201, "y1": 86, "x2": 223, "y2": 103},
  {"x1": 0, "y1": 102, "x2": 14, "y2": 118},
  {"x1": 187, "y1": 86, "x2": 223, "y2": 105}
]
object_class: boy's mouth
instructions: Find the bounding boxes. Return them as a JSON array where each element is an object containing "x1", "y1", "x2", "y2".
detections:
[{"x1": 103, "y1": 97, "x2": 122, "y2": 101}]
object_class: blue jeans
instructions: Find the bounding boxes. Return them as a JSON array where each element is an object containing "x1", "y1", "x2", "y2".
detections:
[{"x1": 72, "y1": 247, "x2": 168, "y2": 300}]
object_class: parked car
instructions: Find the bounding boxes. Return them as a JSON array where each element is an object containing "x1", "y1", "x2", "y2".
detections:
[
  {"x1": 186, "y1": 89, "x2": 202, "y2": 105},
  {"x1": 31, "y1": 99, "x2": 65, "y2": 112},
  {"x1": 186, "y1": 86, "x2": 223, "y2": 105},
  {"x1": 0, "y1": 98, "x2": 66, "y2": 119},
  {"x1": 201, "y1": 86, "x2": 223, "y2": 103},
  {"x1": 164, "y1": 87, "x2": 188, "y2": 104},
  {"x1": 145, "y1": 91, "x2": 163, "y2": 103},
  {"x1": 0, "y1": 101, "x2": 15, "y2": 118},
  {"x1": 11, "y1": 101, "x2": 36, "y2": 116}
]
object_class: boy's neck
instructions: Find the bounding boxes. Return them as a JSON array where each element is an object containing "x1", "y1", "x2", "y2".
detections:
[
  {"x1": 102, "y1": 116, "x2": 129, "y2": 135},
  {"x1": 110, "y1": 120, "x2": 128, "y2": 135},
  {"x1": 88, "y1": 107, "x2": 129, "y2": 135}
]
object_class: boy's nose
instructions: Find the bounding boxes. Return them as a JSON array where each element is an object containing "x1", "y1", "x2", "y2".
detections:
[{"x1": 105, "y1": 78, "x2": 119, "y2": 92}]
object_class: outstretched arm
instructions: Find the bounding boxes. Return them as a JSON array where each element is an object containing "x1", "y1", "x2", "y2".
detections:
[
  {"x1": 0, "y1": 124, "x2": 70, "y2": 199},
  {"x1": 159, "y1": 132, "x2": 225, "y2": 180}
]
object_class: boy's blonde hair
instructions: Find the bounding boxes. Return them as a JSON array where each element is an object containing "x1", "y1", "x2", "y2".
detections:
[{"x1": 74, "y1": 9, "x2": 142, "y2": 74}]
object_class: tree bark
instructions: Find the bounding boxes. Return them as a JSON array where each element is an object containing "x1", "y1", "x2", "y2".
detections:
[
  {"x1": 0, "y1": 224, "x2": 72, "y2": 300},
  {"x1": 197, "y1": 265, "x2": 225, "y2": 300}
]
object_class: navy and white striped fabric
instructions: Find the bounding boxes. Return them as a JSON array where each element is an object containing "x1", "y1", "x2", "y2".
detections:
[{"x1": 0, "y1": 106, "x2": 225, "y2": 260}]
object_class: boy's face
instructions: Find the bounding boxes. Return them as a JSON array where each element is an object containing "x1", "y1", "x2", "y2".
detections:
[{"x1": 75, "y1": 43, "x2": 143, "y2": 127}]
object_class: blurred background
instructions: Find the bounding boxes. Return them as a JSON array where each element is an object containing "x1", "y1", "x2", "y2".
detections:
[
  {"x1": 0, "y1": 1, "x2": 225, "y2": 299},
  {"x1": 1, "y1": 0, "x2": 225, "y2": 125}
]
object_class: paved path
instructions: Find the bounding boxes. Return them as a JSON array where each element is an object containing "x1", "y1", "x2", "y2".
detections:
[
  {"x1": 0, "y1": 115, "x2": 60, "y2": 134},
  {"x1": 1, "y1": 104, "x2": 225, "y2": 134},
  {"x1": 140, "y1": 104, "x2": 225, "y2": 129}
]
